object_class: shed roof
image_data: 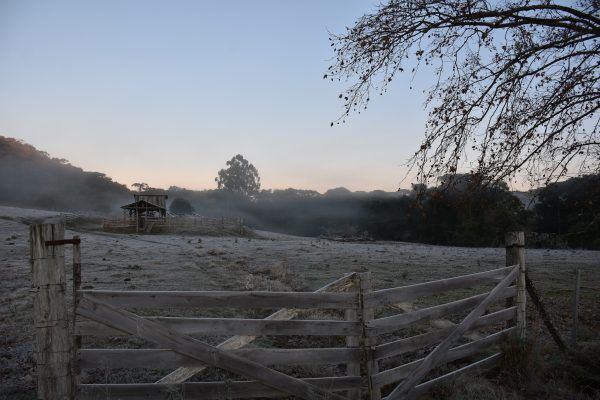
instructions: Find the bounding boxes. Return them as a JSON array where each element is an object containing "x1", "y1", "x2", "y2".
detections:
[{"x1": 121, "y1": 199, "x2": 166, "y2": 211}]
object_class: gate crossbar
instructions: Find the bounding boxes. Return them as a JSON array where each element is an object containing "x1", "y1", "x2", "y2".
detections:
[{"x1": 387, "y1": 265, "x2": 520, "y2": 400}]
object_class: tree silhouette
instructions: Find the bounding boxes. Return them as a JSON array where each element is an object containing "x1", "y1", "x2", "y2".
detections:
[
  {"x1": 131, "y1": 182, "x2": 150, "y2": 192},
  {"x1": 328, "y1": 0, "x2": 599, "y2": 185},
  {"x1": 215, "y1": 154, "x2": 261, "y2": 196},
  {"x1": 169, "y1": 197, "x2": 195, "y2": 215}
]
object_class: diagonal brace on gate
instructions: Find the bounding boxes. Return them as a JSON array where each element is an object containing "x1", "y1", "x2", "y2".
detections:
[
  {"x1": 387, "y1": 265, "x2": 520, "y2": 400},
  {"x1": 77, "y1": 295, "x2": 347, "y2": 400}
]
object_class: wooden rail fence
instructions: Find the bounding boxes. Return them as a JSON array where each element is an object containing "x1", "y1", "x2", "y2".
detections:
[
  {"x1": 30, "y1": 223, "x2": 527, "y2": 399},
  {"x1": 102, "y1": 215, "x2": 244, "y2": 233}
]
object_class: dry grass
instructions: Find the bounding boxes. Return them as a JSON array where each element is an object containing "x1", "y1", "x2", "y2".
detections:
[{"x1": 426, "y1": 339, "x2": 600, "y2": 400}]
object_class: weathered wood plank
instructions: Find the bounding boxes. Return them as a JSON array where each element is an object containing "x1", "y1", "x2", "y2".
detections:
[
  {"x1": 30, "y1": 222, "x2": 72, "y2": 400},
  {"x1": 79, "y1": 347, "x2": 362, "y2": 369},
  {"x1": 374, "y1": 307, "x2": 516, "y2": 361},
  {"x1": 359, "y1": 272, "x2": 380, "y2": 400},
  {"x1": 345, "y1": 274, "x2": 361, "y2": 400},
  {"x1": 366, "y1": 266, "x2": 514, "y2": 308},
  {"x1": 72, "y1": 236, "x2": 82, "y2": 396},
  {"x1": 77, "y1": 296, "x2": 346, "y2": 400},
  {"x1": 77, "y1": 376, "x2": 363, "y2": 399},
  {"x1": 407, "y1": 353, "x2": 502, "y2": 399},
  {"x1": 78, "y1": 289, "x2": 356, "y2": 309},
  {"x1": 387, "y1": 266, "x2": 519, "y2": 399},
  {"x1": 371, "y1": 286, "x2": 517, "y2": 334},
  {"x1": 76, "y1": 316, "x2": 360, "y2": 337},
  {"x1": 373, "y1": 327, "x2": 514, "y2": 388},
  {"x1": 506, "y1": 232, "x2": 526, "y2": 340},
  {"x1": 156, "y1": 272, "x2": 357, "y2": 384}
]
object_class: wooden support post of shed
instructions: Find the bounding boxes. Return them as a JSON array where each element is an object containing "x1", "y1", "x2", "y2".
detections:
[
  {"x1": 358, "y1": 271, "x2": 380, "y2": 400},
  {"x1": 30, "y1": 222, "x2": 73, "y2": 399},
  {"x1": 505, "y1": 231, "x2": 526, "y2": 339}
]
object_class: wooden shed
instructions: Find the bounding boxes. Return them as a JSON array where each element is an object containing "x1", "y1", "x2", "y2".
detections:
[{"x1": 121, "y1": 194, "x2": 168, "y2": 231}]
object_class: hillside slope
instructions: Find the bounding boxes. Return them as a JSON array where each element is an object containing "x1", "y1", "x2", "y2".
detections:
[{"x1": 0, "y1": 136, "x2": 130, "y2": 212}]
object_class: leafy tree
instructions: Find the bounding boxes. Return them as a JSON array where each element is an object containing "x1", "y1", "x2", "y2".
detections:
[
  {"x1": 408, "y1": 174, "x2": 526, "y2": 246},
  {"x1": 215, "y1": 154, "x2": 261, "y2": 196},
  {"x1": 328, "y1": 1, "x2": 599, "y2": 185},
  {"x1": 535, "y1": 174, "x2": 600, "y2": 248},
  {"x1": 131, "y1": 182, "x2": 150, "y2": 192},
  {"x1": 169, "y1": 197, "x2": 195, "y2": 215}
]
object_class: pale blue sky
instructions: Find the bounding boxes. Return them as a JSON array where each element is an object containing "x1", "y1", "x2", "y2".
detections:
[{"x1": 0, "y1": 0, "x2": 431, "y2": 192}]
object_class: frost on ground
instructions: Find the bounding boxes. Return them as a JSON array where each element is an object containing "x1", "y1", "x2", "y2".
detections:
[{"x1": 1, "y1": 205, "x2": 599, "y2": 398}]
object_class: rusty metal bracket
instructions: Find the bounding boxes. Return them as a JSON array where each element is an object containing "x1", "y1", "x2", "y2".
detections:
[{"x1": 45, "y1": 238, "x2": 81, "y2": 246}]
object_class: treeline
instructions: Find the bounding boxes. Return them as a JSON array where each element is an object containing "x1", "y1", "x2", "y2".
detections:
[
  {"x1": 0, "y1": 136, "x2": 130, "y2": 212},
  {"x1": 166, "y1": 179, "x2": 526, "y2": 247},
  {"x1": 534, "y1": 174, "x2": 600, "y2": 249},
  {"x1": 1, "y1": 136, "x2": 598, "y2": 249},
  {"x1": 167, "y1": 175, "x2": 599, "y2": 249}
]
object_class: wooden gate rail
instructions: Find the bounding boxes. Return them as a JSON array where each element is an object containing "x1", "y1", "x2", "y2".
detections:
[
  {"x1": 79, "y1": 289, "x2": 356, "y2": 309},
  {"x1": 78, "y1": 377, "x2": 364, "y2": 400},
  {"x1": 365, "y1": 265, "x2": 515, "y2": 308},
  {"x1": 76, "y1": 316, "x2": 361, "y2": 336},
  {"x1": 78, "y1": 347, "x2": 363, "y2": 369}
]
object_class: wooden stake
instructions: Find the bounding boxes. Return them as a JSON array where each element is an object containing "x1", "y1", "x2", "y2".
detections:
[
  {"x1": 571, "y1": 268, "x2": 581, "y2": 348},
  {"x1": 358, "y1": 272, "x2": 380, "y2": 400},
  {"x1": 72, "y1": 236, "x2": 81, "y2": 393},
  {"x1": 345, "y1": 275, "x2": 361, "y2": 400},
  {"x1": 505, "y1": 231, "x2": 526, "y2": 339},
  {"x1": 30, "y1": 222, "x2": 73, "y2": 399}
]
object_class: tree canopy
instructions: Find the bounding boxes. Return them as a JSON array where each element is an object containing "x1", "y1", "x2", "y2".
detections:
[
  {"x1": 169, "y1": 197, "x2": 195, "y2": 215},
  {"x1": 131, "y1": 182, "x2": 150, "y2": 192},
  {"x1": 215, "y1": 154, "x2": 261, "y2": 196},
  {"x1": 328, "y1": 0, "x2": 599, "y2": 186}
]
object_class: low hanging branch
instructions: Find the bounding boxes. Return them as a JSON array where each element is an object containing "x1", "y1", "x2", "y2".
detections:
[{"x1": 327, "y1": 0, "x2": 600, "y2": 186}]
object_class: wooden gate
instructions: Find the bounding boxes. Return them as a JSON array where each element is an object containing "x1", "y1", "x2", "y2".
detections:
[
  {"x1": 30, "y1": 223, "x2": 526, "y2": 400},
  {"x1": 75, "y1": 274, "x2": 362, "y2": 400}
]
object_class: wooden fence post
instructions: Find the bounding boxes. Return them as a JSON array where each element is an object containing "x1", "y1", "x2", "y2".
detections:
[
  {"x1": 505, "y1": 231, "x2": 526, "y2": 339},
  {"x1": 345, "y1": 274, "x2": 361, "y2": 400},
  {"x1": 358, "y1": 272, "x2": 380, "y2": 400},
  {"x1": 72, "y1": 235, "x2": 81, "y2": 394},
  {"x1": 571, "y1": 268, "x2": 581, "y2": 348},
  {"x1": 30, "y1": 222, "x2": 73, "y2": 399}
]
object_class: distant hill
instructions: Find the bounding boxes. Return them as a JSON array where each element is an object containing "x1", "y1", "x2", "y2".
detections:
[{"x1": 0, "y1": 136, "x2": 131, "y2": 212}]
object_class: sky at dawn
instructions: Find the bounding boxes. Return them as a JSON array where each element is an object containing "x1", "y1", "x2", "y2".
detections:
[{"x1": 0, "y1": 0, "x2": 436, "y2": 192}]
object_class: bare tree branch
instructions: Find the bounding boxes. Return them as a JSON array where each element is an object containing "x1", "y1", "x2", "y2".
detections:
[{"x1": 328, "y1": 0, "x2": 600, "y2": 186}]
